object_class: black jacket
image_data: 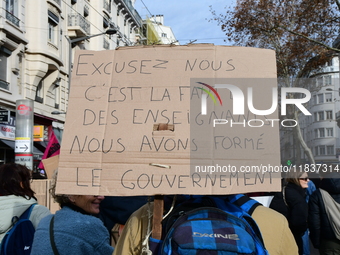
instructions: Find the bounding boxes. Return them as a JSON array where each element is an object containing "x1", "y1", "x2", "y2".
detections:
[
  {"x1": 308, "y1": 173, "x2": 340, "y2": 248},
  {"x1": 270, "y1": 182, "x2": 308, "y2": 234},
  {"x1": 285, "y1": 182, "x2": 308, "y2": 237}
]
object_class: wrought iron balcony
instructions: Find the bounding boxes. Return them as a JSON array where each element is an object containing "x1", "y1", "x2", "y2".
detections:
[
  {"x1": 0, "y1": 79, "x2": 10, "y2": 90},
  {"x1": 114, "y1": 0, "x2": 142, "y2": 28},
  {"x1": 5, "y1": 10, "x2": 20, "y2": 27},
  {"x1": 68, "y1": 13, "x2": 90, "y2": 36}
]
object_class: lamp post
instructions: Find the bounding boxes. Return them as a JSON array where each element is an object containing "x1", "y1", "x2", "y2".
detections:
[{"x1": 66, "y1": 28, "x2": 117, "y2": 92}]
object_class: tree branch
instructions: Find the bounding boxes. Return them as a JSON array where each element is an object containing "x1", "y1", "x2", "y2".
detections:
[
  {"x1": 334, "y1": 0, "x2": 340, "y2": 11},
  {"x1": 278, "y1": 25, "x2": 340, "y2": 52}
]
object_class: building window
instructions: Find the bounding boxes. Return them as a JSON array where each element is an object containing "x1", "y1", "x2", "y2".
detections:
[
  {"x1": 161, "y1": 33, "x2": 167, "y2": 38},
  {"x1": 48, "y1": 11, "x2": 59, "y2": 45},
  {"x1": 319, "y1": 146, "x2": 326, "y2": 155},
  {"x1": 319, "y1": 128, "x2": 325, "y2": 138},
  {"x1": 327, "y1": 59, "x2": 333, "y2": 66},
  {"x1": 314, "y1": 129, "x2": 318, "y2": 139},
  {"x1": 327, "y1": 145, "x2": 334, "y2": 155},
  {"x1": 52, "y1": 84, "x2": 59, "y2": 109},
  {"x1": 327, "y1": 128, "x2": 334, "y2": 137},
  {"x1": 326, "y1": 110, "x2": 333, "y2": 120},
  {"x1": 6, "y1": 0, "x2": 16, "y2": 14},
  {"x1": 324, "y1": 75, "x2": 332, "y2": 86},
  {"x1": 318, "y1": 111, "x2": 324, "y2": 121},
  {"x1": 315, "y1": 146, "x2": 318, "y2": 156},
  {"x1": 0, "y1": 51, "x2": 9, "y2": 90},
  {"x1": 313, "y1": 95, "x2": 317, "y2": 105},
  {"x1": 314, "y1": 112, "x2": 318, "y2": 122},
  {"x1": 325, "y1": 93, "x2": 332, "y2": 102},
  {"x1": 35, "y1": 81, "x2": 44, "y2": 103},
  {"x1": 318, "y1": 94, "x2": 324, "y2": 104},
  {"x1": 6, "y1": 0, "x2": 19, "y2": 26},
  {"x1": 103, "y1": 17, "x2": 109, "y2": 28}
]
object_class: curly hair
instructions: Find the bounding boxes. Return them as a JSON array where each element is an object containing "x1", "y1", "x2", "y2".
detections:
[
  {"x1": 0, "y1": 163, "x2": 35, "y2": 199},
  {"x1": 49, "y1": 169, "x2": 72, "y2": 207}
]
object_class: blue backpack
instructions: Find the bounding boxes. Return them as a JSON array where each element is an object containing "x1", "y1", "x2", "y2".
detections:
[
  {"x1": 147, "y1": 195, "x2": 269, "y2": 255},
  {"x1": 0, "y1": 204, "x2": 36, "y2": 255}
]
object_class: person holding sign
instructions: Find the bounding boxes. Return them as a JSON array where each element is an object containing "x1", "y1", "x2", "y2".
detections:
[{"x1": 31, "y1": 171, "x2": 114, "y2": 255}]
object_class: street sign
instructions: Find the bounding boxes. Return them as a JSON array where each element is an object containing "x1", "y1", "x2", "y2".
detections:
[
  {"x1": 15, "y1": 138, "x2": 31, "y2": 153},
  {"x1": 0, "y1": 110, "x2": 10, "y2": 123},
  {"x1": 15, "y1": 154, "x2": 33, "y2": 165}
]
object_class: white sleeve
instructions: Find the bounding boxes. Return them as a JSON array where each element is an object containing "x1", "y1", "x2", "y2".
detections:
[{"x1": 29, "y1": 205, "x2": 52, "y2": 229}]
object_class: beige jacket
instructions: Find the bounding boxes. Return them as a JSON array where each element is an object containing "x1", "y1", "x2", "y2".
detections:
[{"x1": 113, "y1": 201, "x2": 298, "y2": 255}]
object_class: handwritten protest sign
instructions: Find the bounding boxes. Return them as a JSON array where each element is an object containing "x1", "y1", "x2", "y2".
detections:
[{"x1": 56, "y1": 44, "x2": 282, "y2": 196}]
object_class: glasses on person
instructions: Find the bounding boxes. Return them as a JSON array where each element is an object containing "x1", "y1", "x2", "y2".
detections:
[{"x1": 299, "y1": 177, "x2": 309, "y2": 181}]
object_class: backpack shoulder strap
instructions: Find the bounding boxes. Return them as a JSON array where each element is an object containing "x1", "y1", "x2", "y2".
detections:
[
  {"x1": 226, "y1": 194, "x2": 262, "y2": 215},
  {"x1": 20, "y1": 203, "x2": 37, "y2": 220},
  {"x1": 223, "y1": 195, "x2": 267, "y2": 250}
]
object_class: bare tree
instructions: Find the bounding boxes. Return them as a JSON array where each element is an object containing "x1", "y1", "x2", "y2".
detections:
[{"x1": 210, "y1": 0, "x2": 340, "y2": 165}]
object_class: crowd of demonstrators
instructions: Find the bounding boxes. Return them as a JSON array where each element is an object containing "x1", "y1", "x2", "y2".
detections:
[
  {"x1": 0, "y1": 163, "x2": 51, "y2": 243},
  {"x1": 308, "y1": 171, "x2": 340, "y2": 254},
  {"x1": 31, "y1": 171, "x2": 114, "y2": 255},
  {"x1": 113, "y1": 194, "x2": 299, "y2": 255},
  {"x1": 7, "y1": 161, "x2": 340, "y2": 255}
]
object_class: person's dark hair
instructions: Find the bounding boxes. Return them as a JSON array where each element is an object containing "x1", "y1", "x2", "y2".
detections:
[
  {"x1": 0, "y1": 163, "x2": 35, "y2": 199},
  {"x1": 49, "y1": 169, "x2": 72, "y2": 207}
]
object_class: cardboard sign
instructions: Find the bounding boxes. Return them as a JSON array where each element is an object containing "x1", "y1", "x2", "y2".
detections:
[
  {"x1": 56, "y1": 45, "x2": 281, "y2": 196},
  {"x1": 42, "y1": 155, "x2": 59, "y2": 179}
]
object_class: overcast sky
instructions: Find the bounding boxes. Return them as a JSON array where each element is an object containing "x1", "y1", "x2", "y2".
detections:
[{"x1": 134, "y1": 0, "x2": 236, "y2": 45}]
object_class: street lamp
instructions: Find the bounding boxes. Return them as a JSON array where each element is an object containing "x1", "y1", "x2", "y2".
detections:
[{"x1": 66, "y1": 28, "x2": 117, "y2": 92}]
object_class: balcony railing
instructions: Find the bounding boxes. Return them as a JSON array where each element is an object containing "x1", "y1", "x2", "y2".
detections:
[
  {"x1": 5, "y1": 10, "x2": 20, "y2": 27},
  {"x1": 117, "y1": 0, "x2": 142, "y2": 27},
  {"x1": 0, "y1": 79, "x2": 10, "y2": 90},
  {"x1": 68, "y1": 13, "x2": 90, "y2": 35}
]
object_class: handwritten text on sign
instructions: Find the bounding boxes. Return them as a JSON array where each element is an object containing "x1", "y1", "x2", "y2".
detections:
[{"x1": 57, "y1": 46, "x2": 281, "y2": 196}]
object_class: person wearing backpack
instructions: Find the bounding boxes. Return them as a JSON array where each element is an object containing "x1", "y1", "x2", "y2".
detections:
[
  {"x1": 308, "y1": 171, "x2": 340, "y2": 254},
  {"x1": 0, "y1": 163, "x2": 51, "y2": 254},
  {"x1": 113, "y1": 194, "x2": 298, "y2": 255}
]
